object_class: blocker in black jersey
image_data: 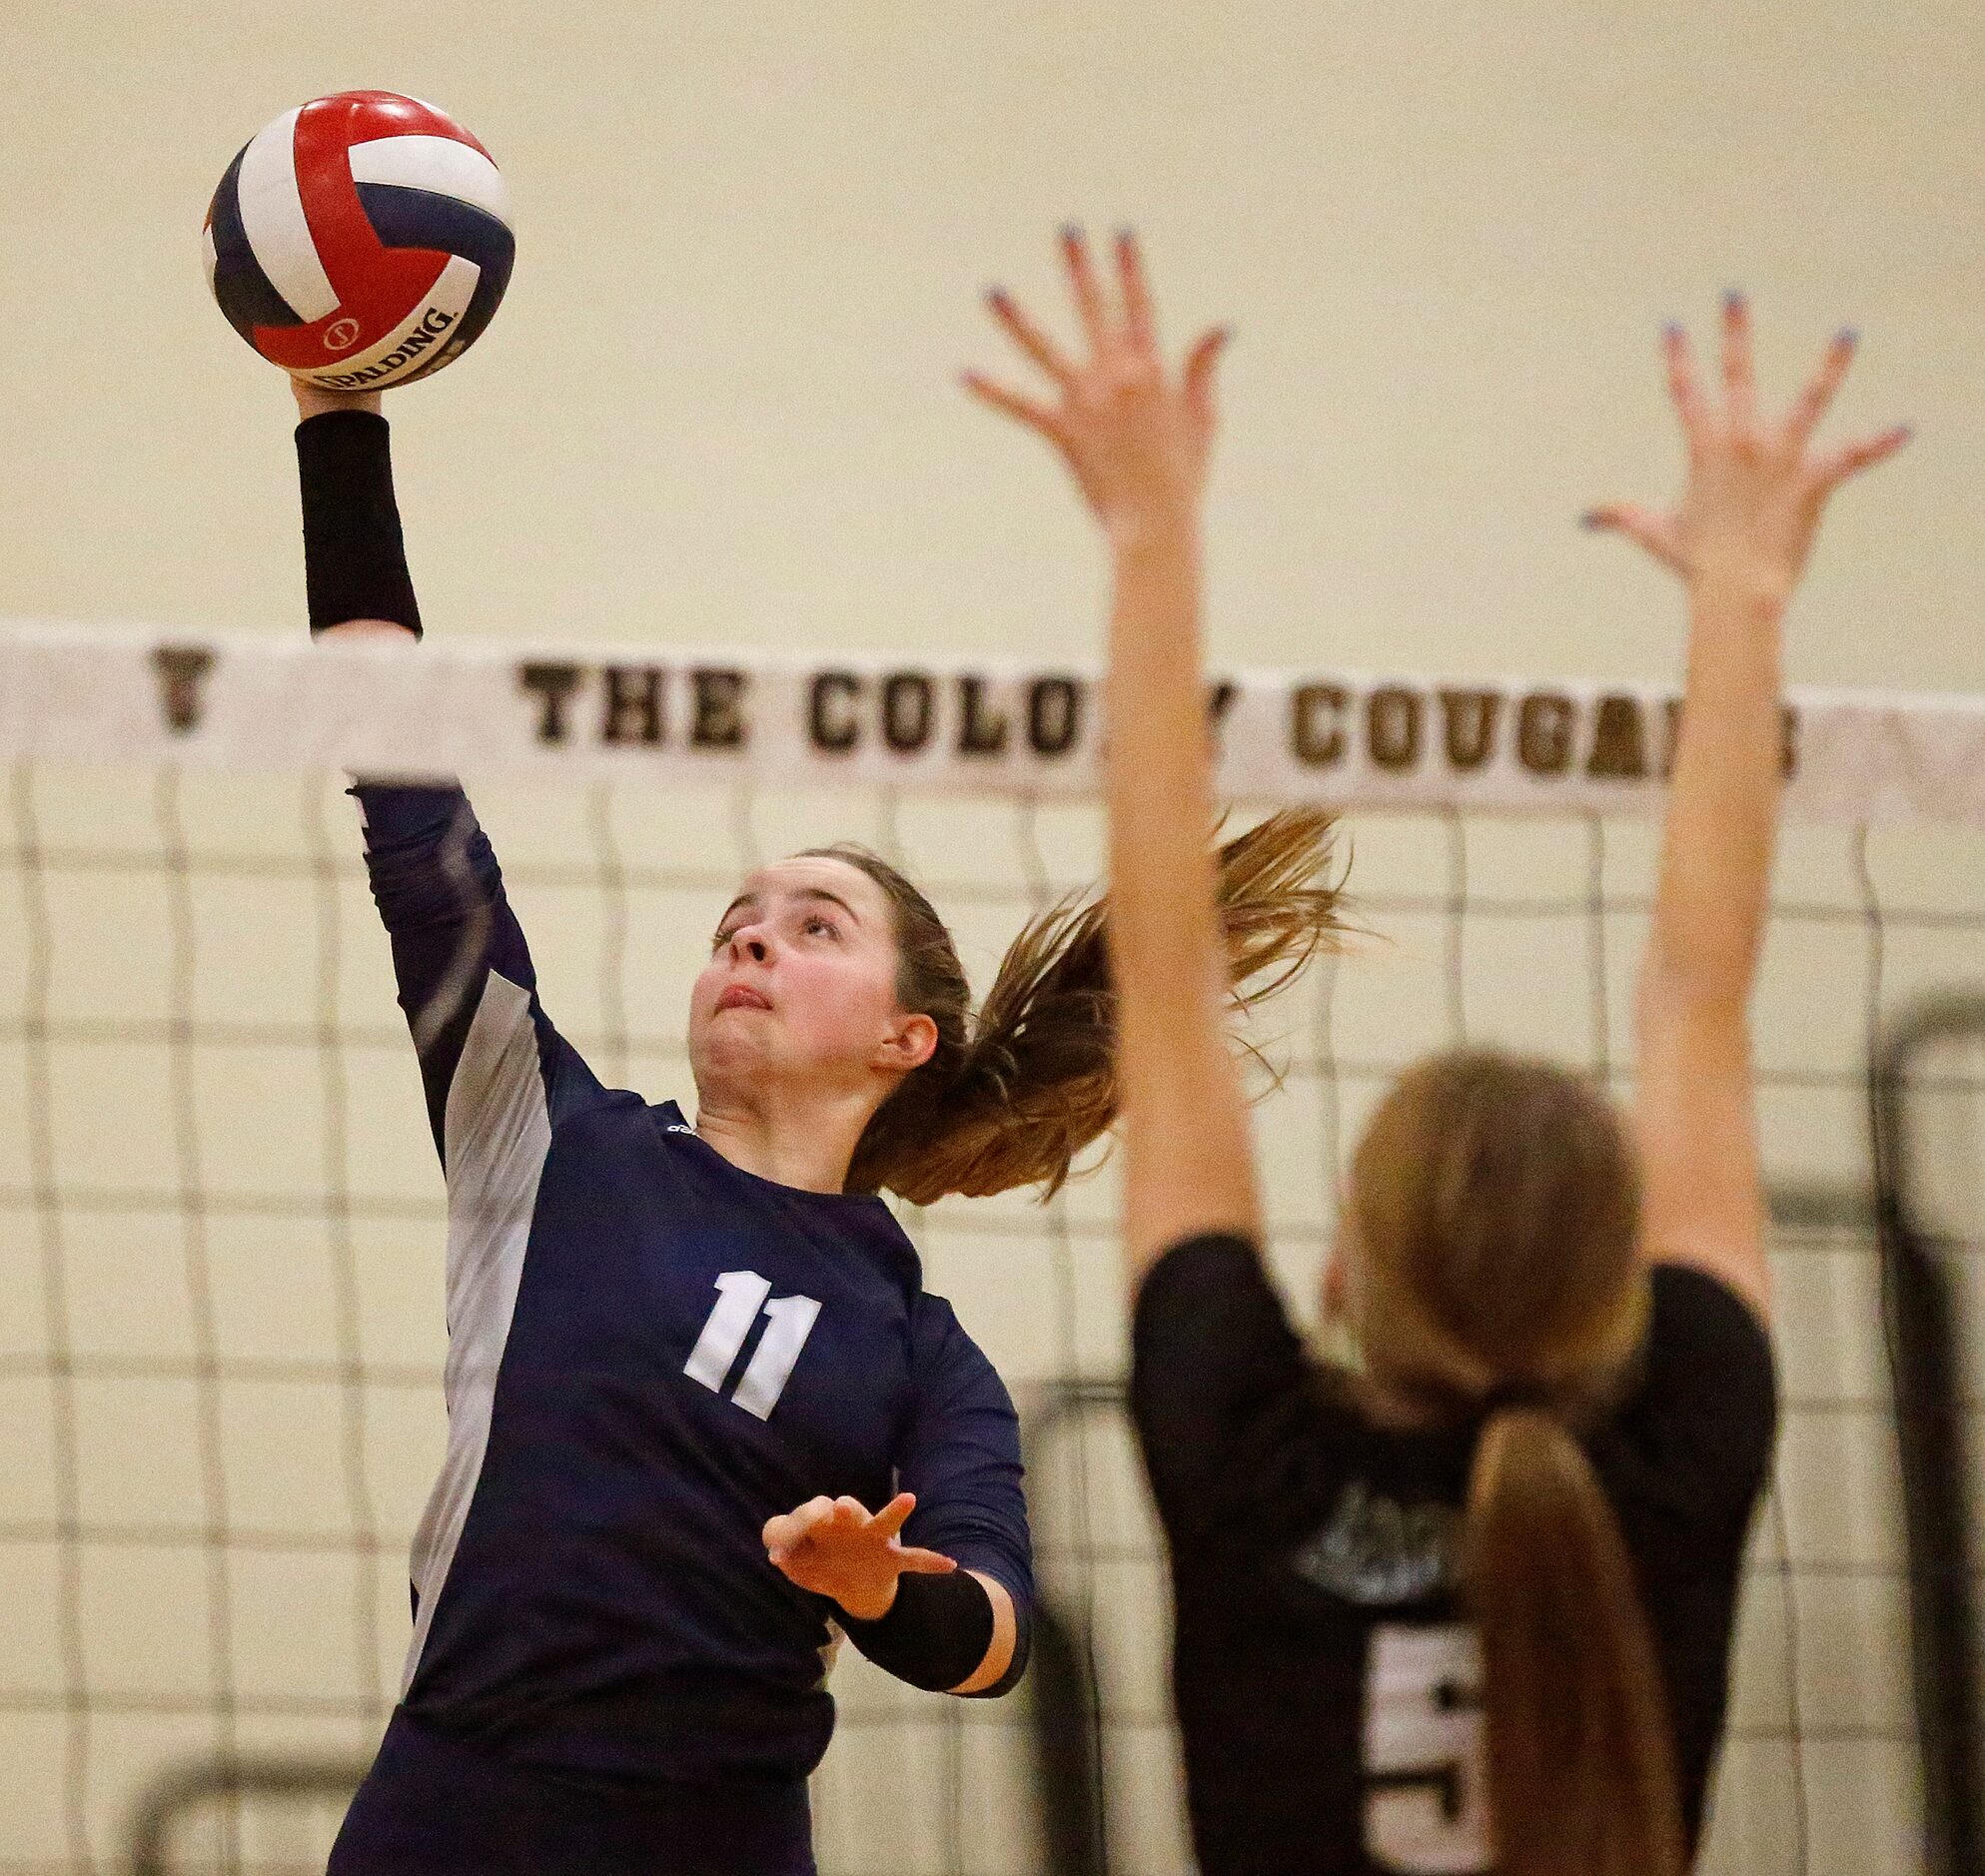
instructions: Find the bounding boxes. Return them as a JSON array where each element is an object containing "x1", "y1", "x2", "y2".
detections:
[{"x1": 1129, "y1": 1233, "x2": 1777, "y2": 1876}]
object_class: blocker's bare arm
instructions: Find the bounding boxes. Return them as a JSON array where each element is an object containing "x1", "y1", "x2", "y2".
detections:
[
  {"x1": 967, "y1": 230, "x2": 1253, "y2": 1281},
  {"x1": 1588, "y1": 297, "x2": 1907, "y2": 1321}
]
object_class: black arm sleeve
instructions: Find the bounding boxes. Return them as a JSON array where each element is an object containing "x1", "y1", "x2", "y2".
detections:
[
  {"x1": 850, "y1": 1296, "x2": 1035, "y2": 1698},
  {"x1": 837, "y1": 1569, "x2": 1015, "y2": 1695},
  {"x1": 296, "y1": 409, "x2": 423, "y2": 636}
]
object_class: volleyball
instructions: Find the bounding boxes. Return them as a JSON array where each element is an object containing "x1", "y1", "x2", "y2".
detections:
[{"x1": 203, "y1": 90, "x2": 513, "y2": 391}]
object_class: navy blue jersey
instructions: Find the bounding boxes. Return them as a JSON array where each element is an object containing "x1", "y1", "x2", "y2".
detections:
[{"x1": 357, "y1": 782, "x2": 1033, "y2": 1786}]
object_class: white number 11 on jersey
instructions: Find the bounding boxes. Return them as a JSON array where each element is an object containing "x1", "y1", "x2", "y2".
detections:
[{"x1": 683, "y1": 1271, "x2": 822, "y2": 1419}]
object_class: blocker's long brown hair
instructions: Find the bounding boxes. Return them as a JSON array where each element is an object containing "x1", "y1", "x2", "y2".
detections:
[
  {"x1": 813, "y1": 807, "x2": 1342, "y2": 1206},
  {"x1": 1349, "y1": 1051, "x2": 1683, "y2": 1876}
]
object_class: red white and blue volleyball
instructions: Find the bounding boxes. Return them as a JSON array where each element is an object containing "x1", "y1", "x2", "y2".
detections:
[{"x1": 203, "y1": 91, "x2": 513, "y2": 391}]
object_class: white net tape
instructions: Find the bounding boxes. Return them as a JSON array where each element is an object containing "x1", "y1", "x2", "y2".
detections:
[{"x1": 11, "y1": 621, "x2": 1985, "y2": 823}]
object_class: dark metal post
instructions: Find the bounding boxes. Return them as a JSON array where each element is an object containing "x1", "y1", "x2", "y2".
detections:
[
  {"x1": 1871, "y1": 993, "x2": 1985, "y2": 1876},
  {"x1": 128, "y1": 1758, "x2": 368, "y2": 1876}
]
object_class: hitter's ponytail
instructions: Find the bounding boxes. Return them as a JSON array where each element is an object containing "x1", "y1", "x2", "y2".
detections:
[{"x1": 826, "y1": 808, "x2": 1343, "y2": 1203}]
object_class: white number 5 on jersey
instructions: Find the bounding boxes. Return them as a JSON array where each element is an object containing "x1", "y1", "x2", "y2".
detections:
[{"x1": 1365, "y1": 1624, "x2": 1490, "y2": 1874}]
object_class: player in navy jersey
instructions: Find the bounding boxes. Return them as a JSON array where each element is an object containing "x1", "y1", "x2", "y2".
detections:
[
  {"x1": 281, "y1": 371, "x2": 1339, "y2": 1874},
  {"x1": 969, "y1": 235, "x2": 1909, "y2": 1873}
]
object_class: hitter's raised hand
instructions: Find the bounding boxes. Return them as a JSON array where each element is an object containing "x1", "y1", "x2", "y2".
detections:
[{"x1": 965, "y1": 227, "x2": 1229, "y2": 546}]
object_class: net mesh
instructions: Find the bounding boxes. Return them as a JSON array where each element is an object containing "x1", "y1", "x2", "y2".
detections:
[{"x1": 6, "y1": 634, "x2": 1985, "y2": 1876}]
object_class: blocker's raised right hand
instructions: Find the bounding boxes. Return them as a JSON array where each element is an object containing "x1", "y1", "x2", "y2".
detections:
[{"x1": 1583, "y1": 293, "x2": 1910, "y2": 603}]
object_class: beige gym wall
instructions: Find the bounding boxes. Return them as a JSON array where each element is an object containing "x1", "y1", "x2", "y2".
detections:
[
  {"x1": 0, "y1": 1, "x2": 1977, "y2": 688},
  {"x1": 3, "y1": 8, "x2": 1981, "y2": 1876}
]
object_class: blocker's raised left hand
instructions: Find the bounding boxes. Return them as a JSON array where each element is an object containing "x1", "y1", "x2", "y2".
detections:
[
  {"x1": 762, "y1": 1490, "x2": 956, "y2": 1622},
  {"x1": 966, "y1": 227, "x2": 1229, "y2": 546}
]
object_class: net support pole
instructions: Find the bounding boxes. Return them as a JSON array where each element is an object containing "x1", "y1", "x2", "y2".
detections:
[
  {"x1": 1021, "y1": 1385, "x2": 1120, "y2": 1876},
  {"x1": 127, "y1": 1758, "x2": 370, "y2": 1876},
  {"x1": 1871, "y1": 992, "x2": 1985, "y2": 1876}
]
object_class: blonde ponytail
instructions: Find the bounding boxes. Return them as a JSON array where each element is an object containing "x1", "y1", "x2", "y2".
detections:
[{"x1": 1464, "y1": 1407, "x2": 1684, "y2": 1876}]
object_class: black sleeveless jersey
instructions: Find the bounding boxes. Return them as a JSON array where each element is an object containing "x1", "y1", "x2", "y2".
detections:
[{"x1": 1129, "y1": 1235, "x2": 1777, "y2": 1875}]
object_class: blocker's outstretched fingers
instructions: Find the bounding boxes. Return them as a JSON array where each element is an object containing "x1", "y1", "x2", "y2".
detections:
[
  {"x1": 893, "y1": 1546, "x2": 959, "y2": 1576},
  {"x1": 1662, "y1": 323, "x2": 1710, "y2": 456},
  {"x1": 962, "y1": 370, "x2": 1065, "y2": 444},
  {"x1": 1062, "y1": 225, "x2": 1112, "y2": 352},
  {"x1": 1815, "y1": 423, "x2": 1914, "y2": 488},
  {"x1": 1720, "y1": 290, "x2": 1757, "y2": 433},
  {"x1": 1783, "y1": 329, "x2": 1858, "y2": 457},
  {"x1": 1116, "y1": 229, "x2": 1157, "y2": 353},
  {"x1": 1582, "y1": 502, "x2": 1686, "y2": 575},
  {"x1": 966, "y1": 230, "x2": 1225, "y2": 539},
  {"x1": 1182, "y1": 326, "x2": 1232, "y2": 433},
  {"x1": 986, "y1": 288, "x2": 1076, "y2": 389},
  {"x1": 1588, "y1": 301, "x2": 1907, "y2": 592}
]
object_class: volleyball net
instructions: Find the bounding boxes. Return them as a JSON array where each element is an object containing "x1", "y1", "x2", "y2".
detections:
[{"x1": 5, "y1": 621, "x2": 1984, "y2": 1876}]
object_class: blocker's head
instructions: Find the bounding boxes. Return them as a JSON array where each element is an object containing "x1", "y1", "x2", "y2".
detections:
[
  {"x1": 688, "y1": 847, "x2": 962, "y2": 1123},
  {"x1": 1337, "y1": 1049, "x2": 1648, "y2": 1417}
]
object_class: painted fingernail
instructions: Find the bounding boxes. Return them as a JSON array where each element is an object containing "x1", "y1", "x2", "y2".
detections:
[
  {"x1": 1060, "y1": 222, "x2": 1082, "y2": 244},
  {"x1": 1837, "y1": 326, "x2": 1860, "y2": 347},
  {"x1": 1662, "y1": 320, "x2": 1683, "y2": 341},
  {"x1": 1579, "y1": 509, "x2": 1604, "y2": 529},
  {"x1": 1723, "y1": 287, "x2": 1746, "y2": 311},
  {"x1": 985, "y1": 285, "x2": 1008, "y2": 305}
]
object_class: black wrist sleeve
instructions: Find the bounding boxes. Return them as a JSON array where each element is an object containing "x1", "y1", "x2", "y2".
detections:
[
  {"x1": 839, "y1": 1570, "x2": 1021, "y2": 1695},
  {"x1": 296, "y1": 409, "x2": 423, "y2": 637}
]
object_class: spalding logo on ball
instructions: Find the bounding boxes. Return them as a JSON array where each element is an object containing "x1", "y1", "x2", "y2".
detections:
[{"x1": 204, "y1": 91, "x2": 512, "y2": 391}]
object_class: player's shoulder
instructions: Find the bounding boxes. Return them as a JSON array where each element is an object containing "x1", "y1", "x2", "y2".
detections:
[
  {"x1": 1639, "y1": 1261, "x2": 1778, "y2": 1404},
  {"x1": 1131, "y1": 1230, "x2": 1309, "y2": 1397},
  {"x1": 905, "y1": 1287, "x2": 1015, "y2": 1402},
  {"x1": 1647, "y1": 1258, "x2": 1773, "y2": 1341},
  {"x1": 1589, "y1": 1263, "x2": 1779, "y2": 1537},
  {"x1": 547, "y1": 1083, "x2": 672, "y2": 1146},
  {"x1": 906, "y1": 1285, "x2": 970, "y2": 1358}
]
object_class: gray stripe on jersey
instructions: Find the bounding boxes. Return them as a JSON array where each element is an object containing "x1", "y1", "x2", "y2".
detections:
[{"x1": 401, "y1": 968, "x2": 552, "y2": 1692}]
